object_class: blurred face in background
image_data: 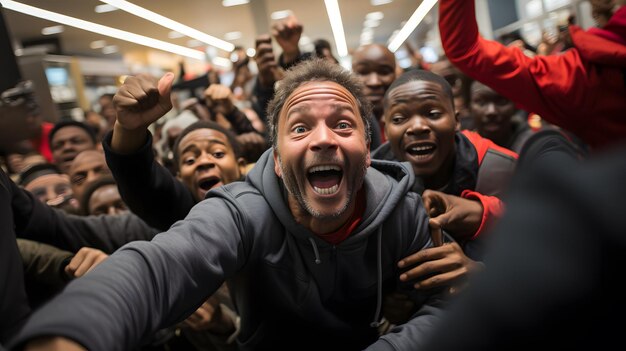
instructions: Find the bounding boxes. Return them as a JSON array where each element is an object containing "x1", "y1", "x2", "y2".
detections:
[
  {"x1": 470, "y1": 82, "x2": 516, "y2": 144},
  {"x1": 87, "y1": 184, "x2": 127, "y2": 216},
  {"x1": 50, "y1": 126, "x2": 96, "y2": 174},
  {"x1": 69, "y1": 150, "x2": 111, "y2": 201},
  {"x1": 352, "y1": 44, "x2": 397, "y2": 118},
  {"x1": 24, "y1": 173, "x2": 80, "y2": 212}
]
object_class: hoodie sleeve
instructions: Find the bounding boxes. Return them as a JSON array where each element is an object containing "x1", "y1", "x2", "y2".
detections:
[
  {"x1": 439, "y1": 0, "x2": 589, "y2": 132},
  {"x1": 10, "y1": 196, "x2": 250, "y2": 351},
  {"x1": 103, "y1": 130, "x2": 196, "y2": 231},
  {"x1": 366, "y1": 193, "x2": 445, "y2": 350},
  {"x1": 461, "y1": 190, "x2": 504, "y2": 241},
  {"x1": 9, "y1": 170, "x2": 157, "y2": 254}
]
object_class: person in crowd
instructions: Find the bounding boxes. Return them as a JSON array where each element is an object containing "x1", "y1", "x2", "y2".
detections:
[
  {"x1": 438, "y1": 0, "x2": 626, "y2": 149},
  {"x1": 19, "y1": 163, "x2": 80, "y2": 214},
  {"x1": 97, "y1": 93, "x2": 117, "y2": 132},
  {"x1": 12, "y1": 58, "x2": 444, "y2": 351},
  {"x1": 79, "y1": 176, "x2": 128, "y2": 216},
  {"x1": 67, "y1": 150, "x2": 111, "y2": 204},
  {"x1": 470, "y1": 81, "x2": 534, "y2": 153},
  {"x1": 372, "y1": 70, "x2": 518, "y2": 294},
  {"x1": 2, "y1": 140, "x2": 46, "y2": 179},
  {"x1": 49, "y1": 121, "x2": 97, "y2": 174},
  {"x1": 351, "y1": 43, "x2": 397, "y2": 149},
  {"x1": 429, "y1": 59, "x2": 473, "y2": 131},
  {"x1": 313, "y1": 38, "x2": 339, "y2": 63}
]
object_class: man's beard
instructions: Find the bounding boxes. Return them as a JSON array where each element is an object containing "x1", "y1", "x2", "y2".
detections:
[{"x1": 278, "y1": 153, "x2": 368, "y2": 220}]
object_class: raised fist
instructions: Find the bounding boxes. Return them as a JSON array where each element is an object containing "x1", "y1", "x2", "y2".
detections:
[{"x1": 112, "y1": 73, "x2": 174, "y2": 131}]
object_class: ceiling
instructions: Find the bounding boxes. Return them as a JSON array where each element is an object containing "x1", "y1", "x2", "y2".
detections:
[{"x1": 1, "y1": 0, "x2": 436, "y2": 70}]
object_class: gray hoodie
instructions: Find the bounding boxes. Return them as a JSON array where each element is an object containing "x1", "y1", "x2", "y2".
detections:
[{"x1": 10, "y1": 149, "x2": 442, "y2": 351}]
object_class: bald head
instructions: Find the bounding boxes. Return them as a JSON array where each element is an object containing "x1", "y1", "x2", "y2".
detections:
[{"x1": 352, "y1": 44, "x2": 397, "y2": 117}]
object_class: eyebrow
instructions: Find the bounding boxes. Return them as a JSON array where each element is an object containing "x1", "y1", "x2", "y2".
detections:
[
  {"x1": 180, "y1": 139, "x2": 228, "y2": 155},
  {"x1": 287, "y1": 104, "x2": 355, "y2": 119}
]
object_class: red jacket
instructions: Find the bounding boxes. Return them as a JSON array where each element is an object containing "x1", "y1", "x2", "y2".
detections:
[
  {"x1": 372, "y1": 130, "x2": 518, "y2": 242},
  {"x1": 439, "y1": 0, "x2": 626, "y2": 150}
]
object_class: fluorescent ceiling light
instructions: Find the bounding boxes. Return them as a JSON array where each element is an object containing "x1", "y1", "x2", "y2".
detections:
[
  {"x1": 187, "y1": 39, "x2": 203, "y2": 48},
  {"x1": 324, "y1": 0, "x2": 348, "y2": 57},
  {"x1": 371, "y1": 0, "x2": 392, "y2": 5},
  {"x1": 168, "y1": 31, "x2": 185, "y2": 39},
  {"x1": 271, "y1": 10, "x2": 292, "y2": 20},
  {"x1": 0, "y1": 0, "x2": 206, "y2": 60},
  {"x1": 102, "y1": 45, "x2": 118, "y2": 54},
  {"x1": 224, "y1": 31, "x2": 242, "y2": 41},
  {"x1": 364, "y1": 19, "x2": 380, "y2": 28},
  {"x1": 212, "y1": 56, "x2": 232, "y2": 68},
  {"x1": 366, "y1": 11, "x2": 384, "y2": 21},
  {"x1": 222, "y1": 0, "x2": 249, "y2": 7},
  {"x1": 246, "y1": 48, "x2": 256, "y2": 57},
  {"x1": 387, "y1": 0, "x2": 438, "y2": 52},
  {"x1": 41, "y1": 25, "x2": 64, "y2": 35},
  {"x1": 100, "y1": 0, "x2": 234, "y2": 52},
  {"x1": 90, "y1": 40, "x2": 107, "y2": 49},
  {"x1": 95, "y1": 4, "x2": 117, "y2": 13}
]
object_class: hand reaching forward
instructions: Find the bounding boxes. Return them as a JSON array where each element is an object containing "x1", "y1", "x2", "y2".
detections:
[
  {"x1": 398, "y1": 234, "x2": 483, "y2": 294},
  {"x1": 64, "y1": 247, "x2": 109, "y2": 278},
  {"x1": 422, "y1": 189, "x2": 483, "y2": 240},
  {"x1": 113, "y1": 72, "x2": 174, "y2": 131}
]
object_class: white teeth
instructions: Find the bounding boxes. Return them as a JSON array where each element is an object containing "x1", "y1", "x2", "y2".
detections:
[
  {"x1": 309, "y1": 165, "x2": 341, "y2": 173},
  {"x1": 313, "y1": 184, "x2": 339, "y2": 195},
  {"x1": 410, "y1": 145, "x2": 434, "y2": 152}
]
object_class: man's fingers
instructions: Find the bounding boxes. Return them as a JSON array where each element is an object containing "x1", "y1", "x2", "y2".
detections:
[
  {"x1": 157, "y1": 72, "x2": 174, "y2": 106},
  {"x1": 73, "y1": 253, "x2": 98, "y2": 278},
  {"x1": 414, "y1": 270, "x2": 465, "y2": 290},
  {"x1": 430, "y1": 219, "x2": 444, "y2": 247},
  {"x1": 399, "y1": 255, "x2": 459, "y2": 283},
  {"x1": 85, "y1": 254, "x2": 108, "y2": 275},
  {"x1": 398, "y1": 245, "x2": 448, "y2": 269}
]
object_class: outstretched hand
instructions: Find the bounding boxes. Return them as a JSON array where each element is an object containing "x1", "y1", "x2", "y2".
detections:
[
  {"x1": 64, "y1": 247, "x2": 109, "y2": 278},
  {"x1": 422, "y1": 189, "x2": 483, "y2": 240},
  {"x1": 398, "y1": 236, "x2": 483, "y2": 294},
  {"x1": 113, "y1": 73, "x2": 174, "y2": 131}
]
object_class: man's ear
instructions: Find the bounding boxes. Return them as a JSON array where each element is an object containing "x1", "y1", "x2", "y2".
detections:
[
  {"x1": 365, "y1": 150, "x2": 371, "y2": 168},
  {"x1": 273, "y1": 148, "x2": 282, "y2": 177},
  {"x1": 237, "y1": 157, "x2": 248, "y2": 176}
]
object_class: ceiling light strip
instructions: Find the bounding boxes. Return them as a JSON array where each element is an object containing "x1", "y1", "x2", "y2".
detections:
[
  {"x1": 323, "y1": 0, "x2": 348, "y2": 57},
  {"x1": 0, "y1": 0, "x2": 206, "y2": 60},
  {"x1": 100, "y1": 0, "x2": 234, "y2": 52},
  {"x1": 387, "y1": 0, "x2": 438, "y2": 52}
]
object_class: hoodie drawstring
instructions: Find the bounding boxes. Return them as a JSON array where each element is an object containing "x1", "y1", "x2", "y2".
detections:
[
  {"x1": 370, "y1": 227, "x2": 383, "y2": 328},
  {"x1": 308, "y1": 237, "x2": 322, "y2": 264}
]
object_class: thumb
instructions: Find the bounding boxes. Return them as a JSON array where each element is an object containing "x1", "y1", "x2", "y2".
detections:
[{"x1": 157, "y1": 72, "x2": 175, "y2": 105}]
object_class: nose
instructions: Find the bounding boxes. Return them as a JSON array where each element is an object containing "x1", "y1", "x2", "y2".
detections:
[
  {"x1": 365, "y1": 72, "x2": 382, "y2": 87},
  {"x1": 406, "y1": 115, "x2": 431, "y2": 136},
  {"x1": 309, "y1": 124, "x2": 339, "y2": 152},
  {"x1": 195, "y1": 152, "x2": 216, "y2": 172},
  {"x1": 485, "y1": 102, "x2": 497, "y2": 116}
]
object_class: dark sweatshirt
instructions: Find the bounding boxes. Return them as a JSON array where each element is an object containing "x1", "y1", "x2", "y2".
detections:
[{"x1": 11, "y1": 150, "x2": 443, "y2": 351}]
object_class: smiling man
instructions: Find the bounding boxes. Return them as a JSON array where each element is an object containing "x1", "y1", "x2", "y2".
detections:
[{"x1": 13, "y1": 59, "x2": 442, "y2": 351}]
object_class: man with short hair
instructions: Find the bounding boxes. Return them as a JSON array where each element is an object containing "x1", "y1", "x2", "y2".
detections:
[
  {"x1": 352, "y1": 43, "x2": 397, "y2": 148},
  {"x1": 49, "y1": 121, "x2": 97, "y2": 174},
  {"x1": 19, "y1": 163, "x2": 80, "y2": 214},
  {"x1": 14, "y1": 59, "x2": 442, "y2": 351},
  {"x1": 67, "y1": 150, "x2": 111, "y2": 204}
]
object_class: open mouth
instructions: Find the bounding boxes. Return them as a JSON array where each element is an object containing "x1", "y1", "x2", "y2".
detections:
[
  {"x1": 307, "y1": 165, "x2": 343, "y2": 195},
  {"x1": 197, "y1": 176, "x2": 221, "y2": 191},
  {"x1": 405, "y1": 143, "x2": 437, "y2": 160}
]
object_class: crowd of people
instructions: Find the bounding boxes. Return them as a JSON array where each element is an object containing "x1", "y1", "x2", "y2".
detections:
[{"x1": 1, "y1": 0, "x2": 625, "y2": 350}]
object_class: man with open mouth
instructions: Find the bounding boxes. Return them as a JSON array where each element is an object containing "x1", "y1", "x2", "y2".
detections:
[
  {"x1": 13, "y1": 59, "x2": 444, "y2": 351},
  {"x1": 372, "y1": 70, "x2": 518, "y2": 299}
]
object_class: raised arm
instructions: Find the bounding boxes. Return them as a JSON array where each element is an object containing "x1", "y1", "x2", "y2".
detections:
[
  {"x1": 439, "y1": 0, "x2": 590, "y2": 131},
  {"x1": 104, "y1": 73, "x2": 196, "y2": 230}
]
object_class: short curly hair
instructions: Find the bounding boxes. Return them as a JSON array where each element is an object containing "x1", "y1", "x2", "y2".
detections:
[{"x1": 267, "y1": 58, "x2": 372, "y2": 149}]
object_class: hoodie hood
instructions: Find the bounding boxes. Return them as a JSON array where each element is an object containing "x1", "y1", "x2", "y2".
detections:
[{"x1": 246, "y1": 149, "x2": 415, "y2": 248}]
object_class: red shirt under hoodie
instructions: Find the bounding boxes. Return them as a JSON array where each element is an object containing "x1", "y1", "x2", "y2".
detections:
[
  {"x1": 315, "y1": 189, "x2": 366, "y2": 245},
  {"x1": 439, "y1": 0, "x2": 626, "y2": 150}
]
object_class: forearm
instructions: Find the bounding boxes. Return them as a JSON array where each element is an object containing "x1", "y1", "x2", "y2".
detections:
[
  {"x1": 111, "y1": 122, "x2": 149, "y2": 155},
  {"x1": 103, "y1": 131, "x2": 196, "y2": 231},
  {"x1": 223, "y1": 107, "x2": 257, "y2": 135}
]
